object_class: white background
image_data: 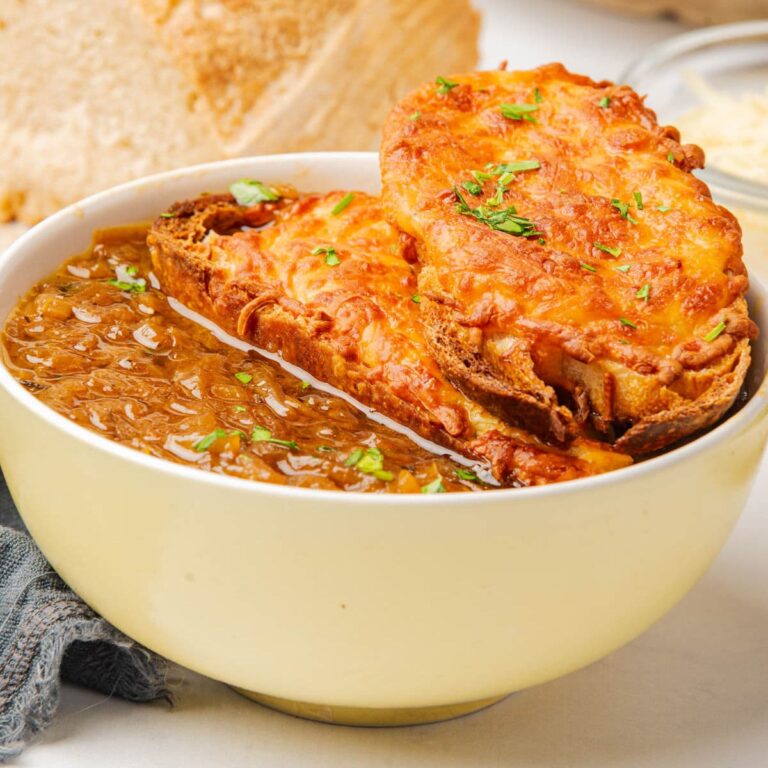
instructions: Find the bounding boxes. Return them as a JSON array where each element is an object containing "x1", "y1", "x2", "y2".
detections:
[{"x1": 17, "y1": 1, "x2": 768, "y2": 765}]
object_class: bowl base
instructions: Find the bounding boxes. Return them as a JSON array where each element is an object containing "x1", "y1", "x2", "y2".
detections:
[{"x1": 233, "y1": 688, "x2": 508, "y2": 726}]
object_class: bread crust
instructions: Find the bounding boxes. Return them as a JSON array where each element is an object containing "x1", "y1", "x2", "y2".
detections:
[
  {"x1": 148, "y1": 192, "x2": 631, "y2": 485},
  {"x1": 380, "y1": 64, "x2": 757, "y2": 453}
]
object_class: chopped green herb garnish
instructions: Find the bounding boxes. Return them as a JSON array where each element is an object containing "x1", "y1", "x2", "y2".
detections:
[
  {"x1": 234, "y1": 405, "x2": 247, "y2": 413},
  {"x1": 269, "y1": 438, "x2": 298, "y2": 449},
  {"x1": 230, "y1": 179, "x2": 280, "y2": 206},
  {"x1": 461, "y1": 180, "x2": 483, "y2": 196},
  {"x1": 317, "y1": 445, "x2": 334, "y2": 452},
  {"x1": 411, "y1": 294, "x2": 421, "y2": 304},
  {"x1": 534, "y1": 87, "x2": 543, "y2": 103},
  {"x1": 633, "y1": 191, "x2": 644, "y2": 210},
  {"x1": 251, "y1": 425, "x2": 298, "y2": 449},
  {"x1": 615, "y1": 264, "x2": 631, "y2": 273},
  {"x1": 667, "y1": 152, "x2": 675, "y2": 164},
  {"x1": 471, "y1": 169, "x2": 492, "y2": 183},
  {"x1": 599, "y1": 96, "x2": 611, "y2": 108},
  {"x1": 538, "y1": 237, "x2": 546, "y2": 245},
  {"x1": 497, "y1": 171, "x2": 515, "y2": 186},
  {"x1": 611, "y1": 199, "x2": 638, "y2": 224},
  {"x1": 355, "y1": 447, "x2": 384, "y2": 474},
  {"x1": 657, "y1": 205, "x2": 671, "y2": 212},
  {"x1": 594, "y1": 242, "x2": 622, "y2": 258},
  {"x1": 344, "y1": 448, "x2": 364, "y2": 467},
  {"x1": 234, "y1": 372, "x2": 252, "y2": 384},
  {"x1": 580, "y1": 262, "x2": 597, "y2": 273},
  {"x1": 636, "y1": 283, "x2": 650, "y2": 301},
  {"x1": 268, "y1": 438, "x2": 299, "y2": 449},
  {"x1": 704, "y1": 321, "x2": 727, "y2": 342},
  {"x1": 497, "y1": 160, "x2": 541, "y2": 173},
  {"x1": 108, "y1": 278, "x2": 146, "y2": 293},
  {"x1": 300, "y1": 380, "x2": 311, "y2": 390},
  {"x1": 473, "y1": 160, "x2": 540, "y2": 197},
  {"x1": 408, "y1": 111, "x2": 421, "y2": 121},
  {"x1": 500, "y1": 102, "x2": 539, "y2": 123},
  {"x1": 194, "y1": 428, "x2": 229, "y2": 452},
  {"x1": 488, "y1": 178, "x2": 509, "y2": 207},
  {"x1": 251, "y1": 426, "x2": 272, "y2": 442},
  {"x1": 343, "y1": 447, "x2": 393, "y2": 480},
  {"x1": 331, "y1": 193, "x2": 355, "y2": 216},
  {"x1": 126, "y1": 265, "x2": 139, "y2": 276},
  {"x1": 455, "y1": 468, "x2": 479, "y2": 482},
  {"x1": 436, "y1": 76, "x2": 459, "y2": 94},
  {"x1": 313, "y1": 246, "x2": 340, "y2": 266},
  {"x1": 421, "y1": 477, "x2": 446, "y2": 494},
  {"x1": 159, "y1": 212, "x2": 177, "y2": 219},
  {"x1": 492, "y1": 160, "x2": 540, "y2": 175},
  {"x1": 454, "y1": 187, "x2": 540, "y2": 238},
  {"x1": 619, "y1": 317, "x2": 638, "y2": 329}
]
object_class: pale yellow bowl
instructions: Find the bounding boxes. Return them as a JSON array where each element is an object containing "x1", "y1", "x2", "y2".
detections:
[{"x1": 1, "y1": 153, "x2": 767, "y2": 726}]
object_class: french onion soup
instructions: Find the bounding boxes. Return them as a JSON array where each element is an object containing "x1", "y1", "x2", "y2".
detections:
[{"x1": 1, "y1": 190, "x2": 629, "y2": 493}]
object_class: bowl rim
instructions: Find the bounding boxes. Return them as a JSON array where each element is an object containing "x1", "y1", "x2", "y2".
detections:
[
  {"x1": 1, "y1": 152, "x2": 766, "y2": 506},
  {"x1": 620, "y1": 20, "x2": 768, "y2": 212}
]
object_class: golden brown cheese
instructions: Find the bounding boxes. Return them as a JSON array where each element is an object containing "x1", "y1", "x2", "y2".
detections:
[
  {"x1": 380, "y1": 64, "x2": 756, "y2": 452},
  {"x1": 148, "y1": 191, "x2": 631, "y2": 484}
]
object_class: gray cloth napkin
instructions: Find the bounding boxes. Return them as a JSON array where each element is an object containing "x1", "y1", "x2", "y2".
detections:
[{"x1": 0, "y1": 471, "x2": 170, "y2": 761}]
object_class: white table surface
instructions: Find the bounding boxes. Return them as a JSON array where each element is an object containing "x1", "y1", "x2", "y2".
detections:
[{"x1": 17, "y1": 2, "x2": 768, "y2": 766}]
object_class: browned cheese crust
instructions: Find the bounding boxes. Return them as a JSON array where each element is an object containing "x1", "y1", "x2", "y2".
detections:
[
  {"x1": 380, "y1": 64, "x2": 757, "y2": 453},
  {"x1": 147, "y1": 192, "x2": 631, "y2": 484}
]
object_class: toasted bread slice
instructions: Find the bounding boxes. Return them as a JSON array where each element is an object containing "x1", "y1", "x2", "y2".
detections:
[
  {"x1": 380, "y1": 64, "x2": 757, "y2": 453},
  {"x1": 148, "y1": 191, "x2": 631, "y2": 485}
]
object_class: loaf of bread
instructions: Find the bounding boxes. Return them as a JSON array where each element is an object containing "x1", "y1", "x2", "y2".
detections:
[{"x1": 0, "y1": 0, "x2": 479, "y2": 224}]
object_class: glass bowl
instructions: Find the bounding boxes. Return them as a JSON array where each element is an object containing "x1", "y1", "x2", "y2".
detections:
[{"x1": 621, "y1": 20, "x2": 768, "y2": 213}]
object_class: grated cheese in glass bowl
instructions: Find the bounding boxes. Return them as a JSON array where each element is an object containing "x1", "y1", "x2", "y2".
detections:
[
  {"x1": 675, "y1": 71, "x2": 768, "y2": 186},
  {"x1": 622, "y1": 21, "x2": 768, "y2": 277}
]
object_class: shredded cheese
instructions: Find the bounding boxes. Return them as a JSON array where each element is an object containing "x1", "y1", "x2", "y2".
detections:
[{"x1": 676, "y1": 70, "x2": 768, "y2": 184}]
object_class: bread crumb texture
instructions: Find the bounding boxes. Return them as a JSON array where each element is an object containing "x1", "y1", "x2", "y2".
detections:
[{"x1": 0, "y1": 0, "x2": 479, "y2": 223}]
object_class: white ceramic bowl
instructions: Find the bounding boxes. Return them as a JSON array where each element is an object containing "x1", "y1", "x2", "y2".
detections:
[{"x1": 1, "y1": 153, "x2": 767, "y2": 726}]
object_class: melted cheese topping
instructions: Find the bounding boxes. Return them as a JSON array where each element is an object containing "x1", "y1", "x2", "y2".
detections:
[
  {"x1": 177, "y1": 191, "x2": 630, "y2": 481},
  {"x1": 381, "y1": 64, "x2": 753, "y2": 441},
  {"x1": 383, "y1": 66, "x2": 747, "y2": 358}
]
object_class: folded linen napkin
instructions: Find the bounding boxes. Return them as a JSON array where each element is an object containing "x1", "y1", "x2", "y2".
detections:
[{"x1": 0, "y1": 471, "x2": 169, "y2": 761}]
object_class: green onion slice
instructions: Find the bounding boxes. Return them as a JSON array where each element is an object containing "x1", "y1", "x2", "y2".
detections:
[
  {"x1": 500, "y1": 103, "x2": 539, "y2": 123},
  {"x1": 421, "y1": 477, "x2": 446, "y2": 494},
  {"x1": 230, "y1": 179, "x2": 280, "y2": 206},
  {"x1": 594, "y1": 243, "x2": 622, "y2": 258},
  {"x1": 436, "y1": 76, "x2": 459, "y2": 94},
  {"x1": 704, "y1": 321, "x2": 727, "y2": 342},
  {"x1": 331, "y1": 193, "x2": 355, "y2": 216}
]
